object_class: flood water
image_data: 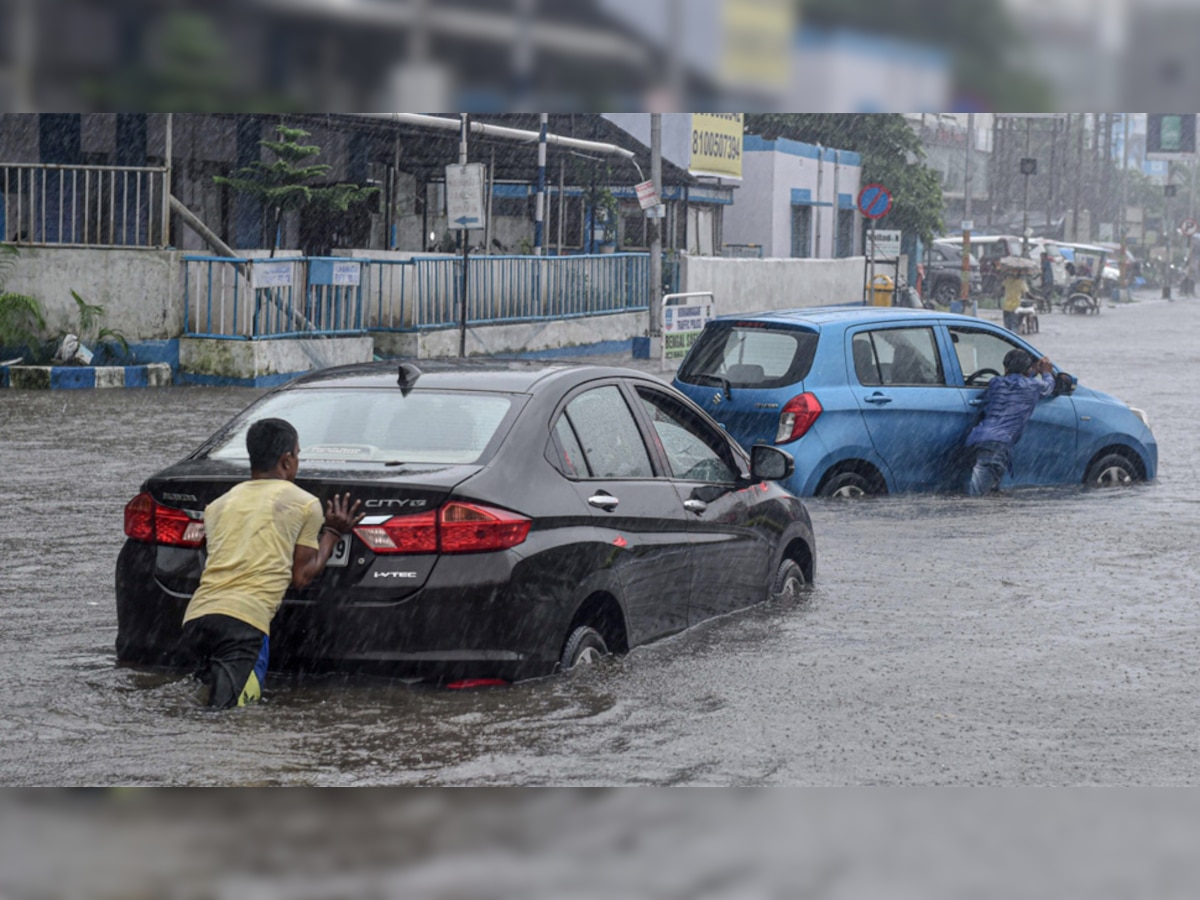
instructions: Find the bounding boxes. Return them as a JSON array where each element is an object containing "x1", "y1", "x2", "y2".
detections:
[{"x1": 1, "y1": 293, "x2": 1198, "y2": 787}]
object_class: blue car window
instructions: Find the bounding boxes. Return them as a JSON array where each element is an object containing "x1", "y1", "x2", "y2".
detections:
[
  {"x1": 949, "y1": 327, "x2": 1021, "y2": 384},
  {"x1": 858, "y1": 327, "x2": 944, "y2": 386},
  {"x1": 852, "y1": 334, "x2": 881, "y2": 385},
  {"x1": 677, "y1": 324, "x2": 818, "y2": 389},
  {"x1": 564, "y1": 386, "x2": 655, "y2": 479}
]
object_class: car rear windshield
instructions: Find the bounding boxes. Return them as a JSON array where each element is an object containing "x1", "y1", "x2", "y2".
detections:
[
  {"x1": 206, "y1": 389, "x2": 515, "y2": 466},
  {"x1": 676, "y1": 322, "x2": 818, "y2": 389}
]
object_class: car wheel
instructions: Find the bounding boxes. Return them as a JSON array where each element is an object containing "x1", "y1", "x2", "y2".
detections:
[
  {"x1": 560, "y1": 625, "x2": 609, "y2": 671},
  {"x1": 817, "y1": 470, "x2": 880, "y2": 498},
  {"x1": 769, "y1": 559, "x2": 807, "y2": 602},
  {"x1": 1084, "y1": 452, "x2": 1139, "y2": 488},
  {"x1": 933, "y1": 279, "x2": 958, "y2": 306}
]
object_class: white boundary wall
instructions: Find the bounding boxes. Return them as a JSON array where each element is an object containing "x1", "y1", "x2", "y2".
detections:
[{"x1": 681, "y1": 254, "x2": 868, "y2": 315}]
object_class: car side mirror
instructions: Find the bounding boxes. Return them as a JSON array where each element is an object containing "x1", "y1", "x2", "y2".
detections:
[
  {"x1": 1053, "y1": 371, "x2": 1076, "y2": 396},
  {"x1": 750, "y1": 444, "x2": 795, "y2": 482}
]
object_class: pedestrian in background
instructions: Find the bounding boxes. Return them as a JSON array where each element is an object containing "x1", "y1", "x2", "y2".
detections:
[
  {"x1": 1040, "y1": 252, "x2": 1055, "y2": 302},
  {"x1": 1001, "y1": 271, "x2": 1027, "y2": 332},
  {"x1": 180, "y1": 417, "x2": 364, "y2": 708},
  {"x1": 964, "y1": 349, "x2": 1056, "y2": 497}
]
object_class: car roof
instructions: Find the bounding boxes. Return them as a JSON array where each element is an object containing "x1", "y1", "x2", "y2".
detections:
[
  {"x1": 283, "y1": 358, "x2": 657, "y2": 392},
  {"x1": 1055, "y1": 241, "x2": 1108, "y2": 253},
  {"x1": 712, "y1": 305, "x2": 984, "y2": 328}
]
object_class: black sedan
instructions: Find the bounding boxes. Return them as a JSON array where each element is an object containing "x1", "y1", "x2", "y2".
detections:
[{"x1": 116, "y1": 360, "x2": 816, "y2": 685}]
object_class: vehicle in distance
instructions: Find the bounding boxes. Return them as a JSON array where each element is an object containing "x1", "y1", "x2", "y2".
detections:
[
  {"x1": 116, "y1": 360, "x2": 815, "y2": 685},
  {"x1": 926, "y1": 241, "x2": 982, "y2": 305},
  {"x1": 672, "y1": 307, "x2": 1157, "y2": 498}
]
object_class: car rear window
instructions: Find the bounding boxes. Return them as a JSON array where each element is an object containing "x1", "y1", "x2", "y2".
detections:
[
  {"x1": 206, "y1": 389, "x2": 515, "y2": 466},
  {"x1": 677, "y1": 323, "x2": 818, "y2": 389}
]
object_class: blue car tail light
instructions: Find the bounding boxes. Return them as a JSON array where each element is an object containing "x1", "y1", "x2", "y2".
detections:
[{"x1": 776, "y1": 393, "x2": 823, "y2": 444}]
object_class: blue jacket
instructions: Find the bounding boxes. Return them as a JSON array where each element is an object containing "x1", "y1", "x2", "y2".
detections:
[{"x1": 965, "y1": 372, "x2": 1055, "y2": 448}]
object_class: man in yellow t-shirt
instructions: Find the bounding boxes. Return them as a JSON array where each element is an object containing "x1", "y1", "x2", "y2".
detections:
[
  {"x1": 181, "y1": 417, "x2": 363, "y2": 709},
  {"x1": 1002, "y1": 273, "x2": 1026, "y2": 332}
]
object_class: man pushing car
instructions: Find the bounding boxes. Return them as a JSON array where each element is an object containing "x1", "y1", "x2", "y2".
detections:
[{"x1": 180, "y1": 417, "x2": 364, "y2": 708}]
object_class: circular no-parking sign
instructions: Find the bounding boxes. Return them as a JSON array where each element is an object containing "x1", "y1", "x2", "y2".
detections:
[
  {"x1": 1181, "y1": 217, "x2": 1198, "y2": 237},
  {"x1": 857, "y1": 183, "x2": 893, "y2": 220}
]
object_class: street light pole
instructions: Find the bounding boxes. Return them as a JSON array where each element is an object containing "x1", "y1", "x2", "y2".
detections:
[
  {"x1": 1021, "y1": 118, "x2": 1031, "y2": 256},
  {"x1": 649, "y1": 112, "x2": 663, "y2": 360}
]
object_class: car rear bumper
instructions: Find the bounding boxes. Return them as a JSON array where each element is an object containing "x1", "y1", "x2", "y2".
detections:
[{"x1": 115, "y1": 541, "x2": 567, "y2": 683}]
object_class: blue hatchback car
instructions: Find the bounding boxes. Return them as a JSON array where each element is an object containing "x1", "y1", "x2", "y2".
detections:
[{"x1": 672, "y1": 307, "x2": 1157, "y2": 498}]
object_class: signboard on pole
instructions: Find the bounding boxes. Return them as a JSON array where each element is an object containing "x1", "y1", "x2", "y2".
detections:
[
  {"x1": 857, "y1": 183, "x2": 893, "y2": 220},
  {"x1": 635, "y1": 179, "x2": 660, "y2": 210},
  {"x1": 251, "y1": 259, "x2": 294, "y2": 289},
  {"x1": 662, "y1": 292, "x2": 714, "y2": 363},
  {"x1": 445, "y1": 163, "x2": 486, "y2": 230},
  {"x1": 1182, "y1": 217, "x2": 1198, "y2": 237},
  {"x1": 867, "y1": 229, "x2": 901, "y2": 259}
]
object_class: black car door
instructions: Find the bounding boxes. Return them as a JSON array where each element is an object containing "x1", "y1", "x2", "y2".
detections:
[
  {"x1": 547, "y1": 382, "x2": 695, "y2": 645},
  {"x1": 629, "y1": 384, "x2": 773, "y2": 625}
]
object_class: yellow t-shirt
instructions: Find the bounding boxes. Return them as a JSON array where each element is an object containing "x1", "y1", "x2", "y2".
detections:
[
  {"x1": 182, "y1": 479, "x2": 323, "y2": 635},
  {"x1": 1002, "y1": 276, "x2": 1026, "y2": 312}
]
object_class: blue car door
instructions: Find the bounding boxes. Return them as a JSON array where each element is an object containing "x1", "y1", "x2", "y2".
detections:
[
  {"x1": 945, "y1": 324, "x2": 1079, "y2": 487},
  {"x1": 847, "y1": 324, "x2": 974, "y2": 492}
]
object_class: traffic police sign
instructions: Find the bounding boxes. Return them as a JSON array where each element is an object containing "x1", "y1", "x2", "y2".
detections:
[{"x1": 857, "y1": 183, "x2": 893, "y2": 220}]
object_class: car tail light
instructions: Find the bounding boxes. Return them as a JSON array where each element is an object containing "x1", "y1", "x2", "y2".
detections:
[
  {"x1": 124, "y1": 491, "x2": 206, "y2": 547},
  {"x1": 775, "y1": 393, "x2": 823, "y2": 444},
  {"x1": 354, "y1": 510, "x2": 438, "y2": 554},
  {"x1": 354, "y1": 502, "x2": 531, "y2": 556}
]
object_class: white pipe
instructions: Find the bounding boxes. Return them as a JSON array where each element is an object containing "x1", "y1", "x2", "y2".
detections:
[{"x1": 361, "y1": 113, "x2": 636, "y2": 161}]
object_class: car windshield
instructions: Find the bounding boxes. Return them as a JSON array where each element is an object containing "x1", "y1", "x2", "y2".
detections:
[
  {"x1": 678, "y1": 323, "x2": 819, "y2": 389},
  {"x1": 206, "y1": 389, "x2": 515, "y2": 465}
]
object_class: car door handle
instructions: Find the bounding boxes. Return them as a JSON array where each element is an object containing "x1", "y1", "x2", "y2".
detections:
[
  {"x1": 864, "y1": 393, "x2": 892, "y2": 404},
  {"x1": 587, "y1": 493, "x2": 619, "y2": 511},
  {"x1": 969, "y1": 398, "x2": 985, "y2": 406},
  {"x1": 683, "y1": 499, "x2": 708, "y2": 515}
]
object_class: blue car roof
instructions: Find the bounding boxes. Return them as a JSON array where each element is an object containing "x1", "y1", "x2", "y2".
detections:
[{"x1": 712, "y1": 305, "x2": 970, "y2": 329}]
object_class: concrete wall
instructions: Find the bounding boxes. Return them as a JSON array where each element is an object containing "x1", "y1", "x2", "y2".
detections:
[
  {"x1": 3, "y1": 247, "x2": 184, "y2": 341},
  {"x1": 179, "y1": 335, "x2": 374, "y2": 386},
  {"x1": 374, "y1": 310, "x2": 647, "y2": 359},
  {"x1": 681, "y1": 254, "x2": 868, "y2": 315}
]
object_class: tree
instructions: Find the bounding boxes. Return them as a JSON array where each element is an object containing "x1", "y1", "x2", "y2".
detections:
[
  {"x1": 214, "y1": 124, "x2": 379, "y2": 256},
  {"x1": 744, "y1": 114, "x2": 945, "y2": 243}
]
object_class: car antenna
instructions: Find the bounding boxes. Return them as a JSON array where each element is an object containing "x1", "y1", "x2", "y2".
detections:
[{"x1": 397, "y1": 362, "x2": 422, "y2": 396}]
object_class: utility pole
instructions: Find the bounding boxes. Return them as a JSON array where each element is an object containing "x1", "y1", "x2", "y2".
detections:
[
  {"x1": 649, "y1": 113, "x2": 663, "y2": 360},
  {"x1": 1120, "y1": 113, "x2": 1130, "y2": 296},
  {"x1": 458, "y1": 113, "x2": 470, "y2": 356},
  {"x1": 961, "y1": 113, "x2": 974, "y2": 311}
]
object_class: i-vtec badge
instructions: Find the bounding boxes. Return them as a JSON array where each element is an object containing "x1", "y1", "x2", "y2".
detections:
[
  {"x1": 374, "y1": 571, "x2": 418, "y2": 579},
  {"x1": 364, "y1": 498, "x2": 427, "y2": 509}
]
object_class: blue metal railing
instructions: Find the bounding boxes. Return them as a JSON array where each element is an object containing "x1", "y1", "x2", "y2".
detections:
[{"x1": 186, "y1": 252, "x2": 655, "y2": 339}]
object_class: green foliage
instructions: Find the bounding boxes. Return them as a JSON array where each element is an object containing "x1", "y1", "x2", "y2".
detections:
[
  {"x1": 744, "y1": 114, "x2": 944, "y2": 243},
  {"x1": 214, "y1": 125, "x2": 379, "y2": 256},
  {"x1": 68, "y1": 290, "x2": 129, "y2": 359},
  {"x1": 85, "y1": 11, "x2": 297, "y2": 112},
  {"x1": 0, "y1": 245, "x2": 46, "y2": 359}
]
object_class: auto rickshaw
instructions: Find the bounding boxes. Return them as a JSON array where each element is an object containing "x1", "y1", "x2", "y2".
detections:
[{"x1": 1055, "y1": 242, "x2": 1108, "y2": 314}]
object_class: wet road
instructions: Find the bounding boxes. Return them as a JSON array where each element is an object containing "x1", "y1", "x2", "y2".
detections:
[{"x1": 1, "y1": 292, "x2": 1197, "y2": 786}]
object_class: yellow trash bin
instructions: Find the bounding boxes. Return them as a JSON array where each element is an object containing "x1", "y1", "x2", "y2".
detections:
[{"x1": 870, "y1": 274, "x2": 894, "y2": 307}]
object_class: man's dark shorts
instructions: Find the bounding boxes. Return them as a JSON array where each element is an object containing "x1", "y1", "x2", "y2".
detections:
[{"x1": 181, "y1": 614, "x2": 269, "y2": 709}]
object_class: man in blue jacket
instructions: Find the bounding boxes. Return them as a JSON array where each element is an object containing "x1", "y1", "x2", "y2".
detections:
[{"x1": 965, "y1": 348, "x2": 1056, "y2": 496}]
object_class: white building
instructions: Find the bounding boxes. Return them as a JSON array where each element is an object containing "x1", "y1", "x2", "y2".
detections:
[{"x1": 722, "y1": 135, "x2": 863, "y2": 259}]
